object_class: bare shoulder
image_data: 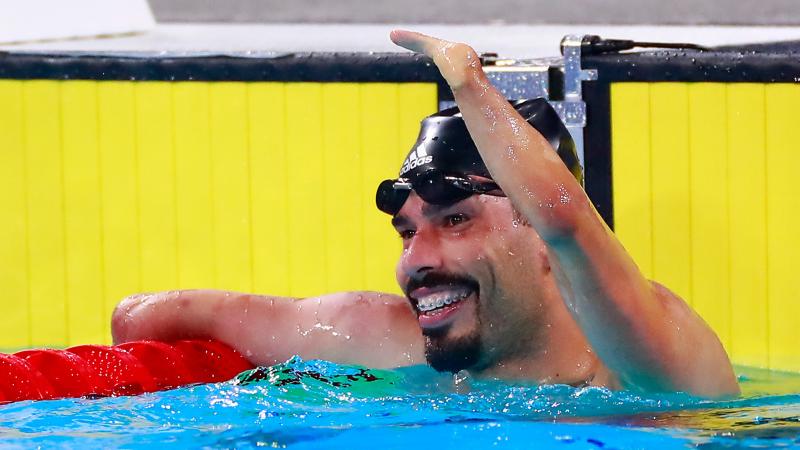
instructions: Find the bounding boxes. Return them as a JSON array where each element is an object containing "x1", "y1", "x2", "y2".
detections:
[
  {"x1": 648, "y1": 281, "x2": 740, "y2": 397},
  {"x1": 650, "y1": 281, "x2": 698, "y2": 320}
]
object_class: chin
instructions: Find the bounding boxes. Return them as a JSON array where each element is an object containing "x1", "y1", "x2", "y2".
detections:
[{"x1": 424, "y1": 331, "x2": 483, "y2": 373}]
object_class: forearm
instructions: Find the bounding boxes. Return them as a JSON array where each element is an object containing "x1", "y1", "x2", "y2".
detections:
[
  {"x1": 112, "y1": 290, "x2": 255, "y2": 344},
  {"x1": 433, "y1": 44, "x2": 593, "y2": 242},
  {"x1": 447, "y1": 52, "x2": 667, "y2": 381},
  {"x1": 112, "y1": 289, "x2": 426, "y2": 368},
  {"x1": 396, "y1": 31, "x2": 737, "y2": 396}
]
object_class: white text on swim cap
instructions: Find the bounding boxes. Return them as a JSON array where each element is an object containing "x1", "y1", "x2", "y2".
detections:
[{"x1": 400, "y1": 145, "x2": 433, "y2": 176}]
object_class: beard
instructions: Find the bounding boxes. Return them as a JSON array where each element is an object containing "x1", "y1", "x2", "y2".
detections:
[
  {"x1": 424, "y1": 330, "x2": 483, "y2": 373},
  {"x1": 406, "y1": 270, "x2": 485, "y2": 373}
]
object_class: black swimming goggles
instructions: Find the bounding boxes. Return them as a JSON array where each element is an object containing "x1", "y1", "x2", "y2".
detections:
[{"x1": 375, "y1": 169, "x2": 504, "y2": 216}]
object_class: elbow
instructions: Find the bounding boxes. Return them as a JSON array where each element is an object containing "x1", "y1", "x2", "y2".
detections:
[
  {"x1": 111, "y1": 292, "x2": 169, "y2": 344},
  {"x1": 111, "y1": 294, "x2": 143, "y2": 344},
  {"x1": 524, "y1": 194, "x2": 591, "y2": 247}
]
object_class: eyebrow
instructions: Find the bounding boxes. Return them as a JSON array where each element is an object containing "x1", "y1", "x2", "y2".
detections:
[
  {"x1": 391, "y1": 215, "x2": 411, "y2": 229},
  {"x1": 390, "y1": 205, "x2": 445, "y2": 229},
  {"x1": 421, "y1": 202, "x2": 448, "y2": 218},
  {"x1": 391, "y1": 198, "x2": 475, "y2": 229}
]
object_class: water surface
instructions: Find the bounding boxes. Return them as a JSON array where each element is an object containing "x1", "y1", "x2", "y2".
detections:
[{"x1": 2, "y1": 357, "x2": 799, "y2": 449}]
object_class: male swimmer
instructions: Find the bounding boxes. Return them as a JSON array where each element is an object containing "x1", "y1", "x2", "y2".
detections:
[{"x1": 113, "y1": 31, "x2": 739, "y2": 398}]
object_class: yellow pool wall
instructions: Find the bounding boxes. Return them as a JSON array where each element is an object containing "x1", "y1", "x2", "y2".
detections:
[
  {"x1": 612, "y1": 82, "x2": 800, "y2": 372},
  {"x1": 0, "y1": 79, "x2": 437, "y2": 348}
]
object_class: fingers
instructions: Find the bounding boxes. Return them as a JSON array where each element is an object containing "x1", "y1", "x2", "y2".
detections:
[
  {"x1": 389, "y1": 29, "x2": 439, "y2": 55},
  {"x1": 390, "y1": 29, "x2": 482, "y2": 90}
]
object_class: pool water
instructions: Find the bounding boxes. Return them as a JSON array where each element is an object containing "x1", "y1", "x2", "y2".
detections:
[{"x1": 2, "y1": 357, "x2": 800, "y2": 449}]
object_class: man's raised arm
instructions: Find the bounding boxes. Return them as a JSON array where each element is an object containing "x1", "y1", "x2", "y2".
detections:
[
  {"x1": 390, "y1": 30, "x2": 739, "y2": 397},
  {"x1": 112, "y1": 290, "x2": 425, "y2": 368}
]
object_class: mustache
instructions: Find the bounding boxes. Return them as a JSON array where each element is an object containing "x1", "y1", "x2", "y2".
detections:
[{"x1": 405, "y1": 271, "x2": 480, "y2": 297}]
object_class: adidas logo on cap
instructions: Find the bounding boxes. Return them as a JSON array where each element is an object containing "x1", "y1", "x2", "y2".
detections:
[{"x1": 399, "y1": 145, "x2": 433, "y2": 176}]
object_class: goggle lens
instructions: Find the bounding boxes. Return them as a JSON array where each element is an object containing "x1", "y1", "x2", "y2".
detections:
[{"x1": 375, "y1": 171, "x2": 502, "y2": 215}]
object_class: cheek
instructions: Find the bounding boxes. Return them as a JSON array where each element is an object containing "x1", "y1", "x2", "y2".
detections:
[
  {"x1": 395, "y1": 256, "x2": 408, "y2": 287},
  {"x1": 483, "y1": 226, "x2": 539, "y2": 275}
]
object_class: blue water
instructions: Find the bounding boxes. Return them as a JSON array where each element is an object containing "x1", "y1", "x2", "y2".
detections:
[{"x1": 2, "y1": 357, "x2": 800, "y2": 449}]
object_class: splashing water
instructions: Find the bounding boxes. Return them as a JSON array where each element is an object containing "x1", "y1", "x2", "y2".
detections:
[{"x1": 2, "y1": 357, "x2": 800, "y2": 449}]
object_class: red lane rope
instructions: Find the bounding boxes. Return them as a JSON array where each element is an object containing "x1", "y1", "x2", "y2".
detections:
[{"x1": 0, "y1": 340, "x2": 254, "y2": 404}]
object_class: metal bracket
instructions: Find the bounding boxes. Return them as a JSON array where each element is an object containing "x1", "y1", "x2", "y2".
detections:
[
  {"x1": 438, "y1": 36, "x2": 598, "y2": 171},
  {"x1": 437, "y1": 59, "x2": 555, "y2": 111},
  {"x1": 553, "y1": 35, "x2": 598, "y2": 170},
  {"x1": 484, "y1": 65, "x2": 550, "y2": 100}
]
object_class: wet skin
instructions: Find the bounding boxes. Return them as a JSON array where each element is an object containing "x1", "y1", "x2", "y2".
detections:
[
  {"x1": 387, "y1": 30, "x2": 739, "y2": 397},
  {"x1": 393, "y1": 191, "x2": 608, "y2": 384},
  {"x1": 113, "y1": 30, "x2": 740, "y2": 398}
]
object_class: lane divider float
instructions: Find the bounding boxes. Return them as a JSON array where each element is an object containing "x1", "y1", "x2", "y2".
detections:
[{"x1": 0, "y1": 340, "x2": 255, "y2": 403}]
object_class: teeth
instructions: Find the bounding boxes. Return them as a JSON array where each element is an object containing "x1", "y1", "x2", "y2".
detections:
[{"x1": 416, "y1": 290, "x2": 471, "y2": 313}]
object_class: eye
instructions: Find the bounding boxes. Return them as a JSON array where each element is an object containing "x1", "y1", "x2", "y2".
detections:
[
  {"x1": 444, "y1": 213, "x2": 468, "y2": 228},
  {"x1": 398, "y1": 229, "x2": 416, "y2": 240}
]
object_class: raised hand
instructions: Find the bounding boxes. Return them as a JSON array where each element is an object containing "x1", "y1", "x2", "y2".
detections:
[
  {"x1": 389, "y1": 29, "x2": 484, "y2": 91},
  {"x1": 388, "y1": 29, "x2": 739, "y2": 398}
]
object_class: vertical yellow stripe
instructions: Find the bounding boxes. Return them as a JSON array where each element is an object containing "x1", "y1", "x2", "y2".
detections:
[
  {"x1": 174, "y1": 82, "x2": 215, "y2": 289},
  {"x1": 361, "y1": 84, "x2": 403, "y2": 293},
  {"x1": 0, "y1": 80, "x2": 30, "y2": 349},
  {"x1": 249, "y1": 83, "x2": 290, "y2": 295},
  {"x1": 0, "y1": 79, "x2": 440, "y2": 348},
  {"x1": 610, "y1": 83, "x2": 653, "y2": 278},
  {"x1": 397, "y1": 83, "x2": 438, "y2": 152},
  {"x1": 285, "y1": 83, "x2": 326, "y2": 297},
  {"x1": 209, "y1": 82, "x2": 253, "y2": 292},
  {"x1": 322, "y1": 83, "x2": 364, "y2": 292},
  {"x1": 649, "y1": 83, "x2": 692, "y2": 302},
  {"x1": 765, "y1": 84, "x2": 800, "y2": 371},
  {"x1": 136, "y1": 82, "x2": 178, "y2": 292},
  {"x1": 23, "y1": 81, "x2": 67, "y2": 346},
  {"x1": 98, "y1": 82, "x2": 141, "y2": 341},
  {"x1": 687, "y1": 83, "x2": 731, "y2": 351},
  {"x1": 727, "y1": 84, "x2": 768, "y2": 368},
  {"x1": 61, "y1": 81, "x2": 105, "y2": 345}
]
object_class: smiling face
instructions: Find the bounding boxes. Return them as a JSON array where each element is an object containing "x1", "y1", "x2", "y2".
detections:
[{"x1": 392, "y1": 191, "x2": 554, "y2": 374}]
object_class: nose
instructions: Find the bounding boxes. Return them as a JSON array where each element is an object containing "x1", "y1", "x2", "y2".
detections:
[{"x1": 399, "y1": 227, "x2": 444, "y2": 280}]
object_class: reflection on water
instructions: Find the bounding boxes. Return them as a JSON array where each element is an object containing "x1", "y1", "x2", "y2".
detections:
[{"x1": 1, "y1": 358, "x2": 799, "y2": 449}]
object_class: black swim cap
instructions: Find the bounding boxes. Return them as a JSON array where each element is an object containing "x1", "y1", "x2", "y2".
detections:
[{"x1": 396, "y1": 98, "x2": 583, "y2": 183}]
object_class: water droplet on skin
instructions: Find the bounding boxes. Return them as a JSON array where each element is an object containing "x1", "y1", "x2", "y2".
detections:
[
  {"x1": 557, "y1": 184, "x2": 571, "y2": 205},
  {"x1": 506, "y1": 145, "x2": 518, "y2": 162}
]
